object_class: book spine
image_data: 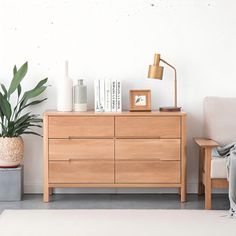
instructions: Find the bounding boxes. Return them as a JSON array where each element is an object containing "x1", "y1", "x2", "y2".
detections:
[
  {"x1": 111, "y1": 80, "x2": 117, "y2": 112},
  {"x1": 116, "y1": 80, "x2": 122, "y2": 112},
  {"x1": 99, "y1": 79, "x2": 105, "y2": 112},
  {"x1": 105, "y1": 79, "x2": 111, "y2": 112},
  {"x1": 94, "y1": 79, "x2": 100, "y2": 112}
]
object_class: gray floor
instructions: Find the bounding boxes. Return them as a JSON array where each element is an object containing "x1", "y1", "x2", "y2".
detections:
[{"x1": 0, "y1": 194, "x2": 229, "y2": 213}]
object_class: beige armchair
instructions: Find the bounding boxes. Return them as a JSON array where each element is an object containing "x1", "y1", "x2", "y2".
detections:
[{"x1": 194, "y1": 97, "x2": 236, "y2": 209}]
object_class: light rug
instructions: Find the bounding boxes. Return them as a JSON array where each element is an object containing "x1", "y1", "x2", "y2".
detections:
[{"x1": 0, "y1": 210, "x2": 235, "y2": 236}]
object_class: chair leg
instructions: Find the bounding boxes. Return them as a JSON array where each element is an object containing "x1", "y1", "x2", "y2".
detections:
[
  {"x1": 204, "y1": 147, "x2": 212, "y2": 210},
  {"x1": 205, "y1": 182, "x2": 212, "y2": 209},
  {"x1": 198, "y1": 182, "x2": 205, "y2": 196},
  {"x1": 198, "y1": 147, "x2": 204, "y2": 196}
]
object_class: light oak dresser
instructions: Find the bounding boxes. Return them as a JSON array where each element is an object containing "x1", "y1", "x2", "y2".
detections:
[{"x1": 43, "y1": 111, "x2": 186, "y2": 202}]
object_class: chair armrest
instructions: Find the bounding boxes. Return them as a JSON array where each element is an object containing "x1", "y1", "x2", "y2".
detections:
[{"x1": 194, "y1": 138, "x2": 219, "y2": 148}]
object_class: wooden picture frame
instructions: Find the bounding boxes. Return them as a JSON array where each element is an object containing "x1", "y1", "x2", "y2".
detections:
[{"x1": 129, "y1": 90, "x2": 151, "y2": 112}]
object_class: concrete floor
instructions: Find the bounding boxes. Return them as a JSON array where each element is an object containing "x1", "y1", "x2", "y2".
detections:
[{"x1": 0, "y1": 194, "x2": 229, "y2": 213}]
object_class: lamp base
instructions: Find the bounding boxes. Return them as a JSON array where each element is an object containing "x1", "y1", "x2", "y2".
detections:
[{"x1": 159, "y1": 106, "x2": 182, "y2": 112}]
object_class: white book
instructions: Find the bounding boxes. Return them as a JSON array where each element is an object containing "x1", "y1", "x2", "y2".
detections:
[
  {"x1": 99, "y1": 79, "x2": 105, "y2": 112},
  {"x1": 111, "y1": 80, "x2": 117, "y2": 112},
  {"x1": 116, "y1": 80, "x2": 122, "y2": 112},
  {"x1": 94, "y1": 79, "x2": 100, "y2": 112},
  {"x1": 105, "y1": 79, "x2": 111, "y2": 112}
]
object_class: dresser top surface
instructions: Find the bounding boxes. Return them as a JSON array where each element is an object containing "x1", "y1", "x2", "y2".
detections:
[{"x1": 44, "y1": 110, "x2": 186, "y2": 117}]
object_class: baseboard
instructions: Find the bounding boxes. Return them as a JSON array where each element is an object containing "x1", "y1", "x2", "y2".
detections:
[{"x1": 24, "y1": 183, "x2": 227, "y2": 194}]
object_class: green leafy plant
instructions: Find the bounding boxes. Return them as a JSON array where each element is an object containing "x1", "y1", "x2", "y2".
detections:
[{"x1": 0, "y1": 62, "x2": 48, "y2": 137}]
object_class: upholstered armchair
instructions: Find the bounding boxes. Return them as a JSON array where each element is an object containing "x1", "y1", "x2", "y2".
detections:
[{"x1": 194, "y1": 97, "x2": 236, "y2": 209}]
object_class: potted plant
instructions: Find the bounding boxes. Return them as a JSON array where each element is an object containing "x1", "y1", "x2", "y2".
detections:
[{"x1": 0, "y1": 62, "x2": 48, "y2": 167}]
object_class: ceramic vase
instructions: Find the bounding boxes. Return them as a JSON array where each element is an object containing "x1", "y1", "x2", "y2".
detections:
[
  {"x1": 57, "y1": 61, "x2": 73, "y2": 111},
  {"x1": 73, "y1": 79, "x2": 87, "y2": 112}
]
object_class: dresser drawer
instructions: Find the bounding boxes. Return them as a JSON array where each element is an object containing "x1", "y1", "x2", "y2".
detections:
[
  {"x1": 115, "y1": 161, "x2": 180, "y2": 183},
  {"x1": 115, "y1": 117, "x2": 180, "y2": 138},
  {"x1": 48, "y1": 116, "x2": 114, "y2": 138},
  {"x1": 115, "y1": 139, "x2": 180, "y2": 161},
  {"x1": 49, "y1": 161, "x2": 114, "y2": 183},
  {"x1": 49, "y1": 139, "x2": 114, "y2": 161}
]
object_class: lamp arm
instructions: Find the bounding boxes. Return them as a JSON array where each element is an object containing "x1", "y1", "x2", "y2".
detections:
[{"x1": 160, "y1": 59, "x2": 177, "y2": 107}]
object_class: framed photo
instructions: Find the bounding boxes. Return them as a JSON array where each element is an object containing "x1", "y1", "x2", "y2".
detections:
[{"x1": 129, "y1": 90, "x2": 151, "y2": 112}]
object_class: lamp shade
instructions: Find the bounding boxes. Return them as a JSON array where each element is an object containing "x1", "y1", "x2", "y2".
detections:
[
  {"x1": 147, "y1": 53, "x2": 164, "y2": 80},
  {"x1": 148, "y1": 65, "x2": 164, "y2": 79}
]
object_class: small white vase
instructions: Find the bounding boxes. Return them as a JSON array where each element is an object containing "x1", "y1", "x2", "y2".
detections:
[
  {"x1": 0, "y1": 137, "x2": 24, "y2": 168},
  {"x1": 57, "y1": 61, "x2": 73, "y2": 112}
]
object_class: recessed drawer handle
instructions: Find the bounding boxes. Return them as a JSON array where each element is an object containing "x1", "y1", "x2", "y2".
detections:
[
  {"x1": 116, "y1": 136, "x2": 161, "y2": 139},
  {"x1": 67, "y1": 136, "x2": 113, "y2": 139},
  {"x1": 68, "y1": 136, "x2": 81, "y2": 139},
  {"x1": 64, "y1": 158, "x2": 81, "y2": 161}
]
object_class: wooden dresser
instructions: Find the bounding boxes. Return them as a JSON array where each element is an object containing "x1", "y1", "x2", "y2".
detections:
[{"x1": 43, "y1": 111, "x2": 186, "y2": 202}]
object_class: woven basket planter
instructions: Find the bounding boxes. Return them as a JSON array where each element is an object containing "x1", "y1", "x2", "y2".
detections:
[{"x1": 0, "y1": 137, "x2": 24, "y2": 168}]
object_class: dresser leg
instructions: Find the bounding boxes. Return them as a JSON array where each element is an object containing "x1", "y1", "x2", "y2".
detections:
[
  {"x1": 178, "y1": 188, "x2": 181, "y2": 196},
  {"x1": 49, "y1": 187, "x2": 53, "y2": 196},
  {"x1": 180, "y1": 186, "x2": 186, "y2": 202},
  {"x1": 43, "y1": 186, "x2": 49, "y2": 203}
]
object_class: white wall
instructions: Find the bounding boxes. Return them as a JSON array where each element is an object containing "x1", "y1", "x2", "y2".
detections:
[{"x1": 0, "y1": 0, "x2": 235, "y2": 194}]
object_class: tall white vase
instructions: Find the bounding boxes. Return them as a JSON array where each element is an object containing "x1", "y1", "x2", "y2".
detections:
[{"x1": 57, "y1": 61, "x2": 73, "y2": 112}]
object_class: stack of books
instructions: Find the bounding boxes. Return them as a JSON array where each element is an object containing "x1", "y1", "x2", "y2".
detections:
[{"x1": 94, "y1": 79, "x2": 122, "y2": 112}]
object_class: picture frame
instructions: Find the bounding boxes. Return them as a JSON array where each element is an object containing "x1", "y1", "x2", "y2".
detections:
[{"x1": 129, "y1": 89, "x2": 151, "y2": 112}]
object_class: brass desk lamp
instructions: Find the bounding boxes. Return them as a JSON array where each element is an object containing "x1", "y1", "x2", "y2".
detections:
[{"x1": 148, "y1": 53, "x2": 181, "y2": 112}]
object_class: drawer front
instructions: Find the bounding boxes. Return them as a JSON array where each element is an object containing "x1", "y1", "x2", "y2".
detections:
[
  {"x1": 115, "y1": 117, "x2": 180, "y2": 138},
  {"x1": 49, "y1": 161, "x2": 114, "y2": 183},
  {"x1": 115, "y1": 161, "x2": 180, "y2": 183},
  {"x1": 49, "y1": 139, "x2": 114, "y2": 161},
  {"x1": 48, "y1": 116, "x2": 114, "y2": 138},
  {"x1": 116, "y1": 139, "x2": 180, "y2": 161}
]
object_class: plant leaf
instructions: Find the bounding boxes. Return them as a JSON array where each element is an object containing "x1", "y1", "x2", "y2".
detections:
[
  {"x1": 0, "y1": 92, "x2": 4, "y2": 122},
  {"x1": 0, "y1": 107, "x2": 3, "y2": 122},
  {"x1": 15, "y1": 98, "x2": 47, "y2": 118},
  {"x1": 13, "y1": 65, "x2": 17, "y2": 75},
  {"x1": 0, "y1": 84, "x2": 8, "y2": 97},
  {"x1": 0, "y1": 93, "x2": 12, "y2": 120},
  {"x1": 8, "y1": 62, "x2": 28, "y2": 96},
  {"x1": 7, "y1": 121, "x2": 15, "y2": 136},
  {"x1": 24, "y1": 98, "x2": 47, "y2": 107},
  {"x1": 35, "y1": 78, "x2": 48, "y2": 89},
  {"x1": 20, "y1": 86, "x2": 47, "y2": 107},
  {"x1": 0, "y1": 124, "x2": 8, "y2": 137},
  {"x1": 17, "y1": 84, "x2": 22, "y2": 98},
  {"x1": 28, "y1": 118, "x2": 42, "y2": 123},
  {"x1": 14, "y1": 112, "x2": 31, "y2": 126}
]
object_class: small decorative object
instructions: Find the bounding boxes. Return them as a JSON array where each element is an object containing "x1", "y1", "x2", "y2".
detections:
[
  {"x1": 105, "y1": 79, "x2": 111, "y2": 112},
  {"x1": 94, "y1": 79, "x2": 122, "y2": 112},
  {"x1": 147, "y1": 53, "x2": 181, "y2": 112},
  {"x1": 73, "y1": 79, "x2": 87, "y2": 112},
  {"x1": 57, "y1": 61, "x2": 73, "y2": 111},
  {"x1": 116, "y1": 80, "x2": 122, "y2": 112},
  {"x1": 94, "y1": 79, "x2": 104, "y2": 112},
  {"x1": 0, "y1": 62, "x2": 48, "y2": 167},
  {"x1": 94, "y1": 79, "x2": 100, "y2": 112},
  {"x1": 111, "y1": 80, "x2": 116, "y2": 112},
  {"x1": 129, "y1": 89, "x2": 151, "y2": 112}
]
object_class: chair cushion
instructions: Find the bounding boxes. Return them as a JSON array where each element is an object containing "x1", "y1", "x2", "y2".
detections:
[
  {"x1": 211, "y1": 156, "x2": 227, "y2": 178},
  {"x1": 204, "y1": 97, "x2": 236, "y2": 145}
]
